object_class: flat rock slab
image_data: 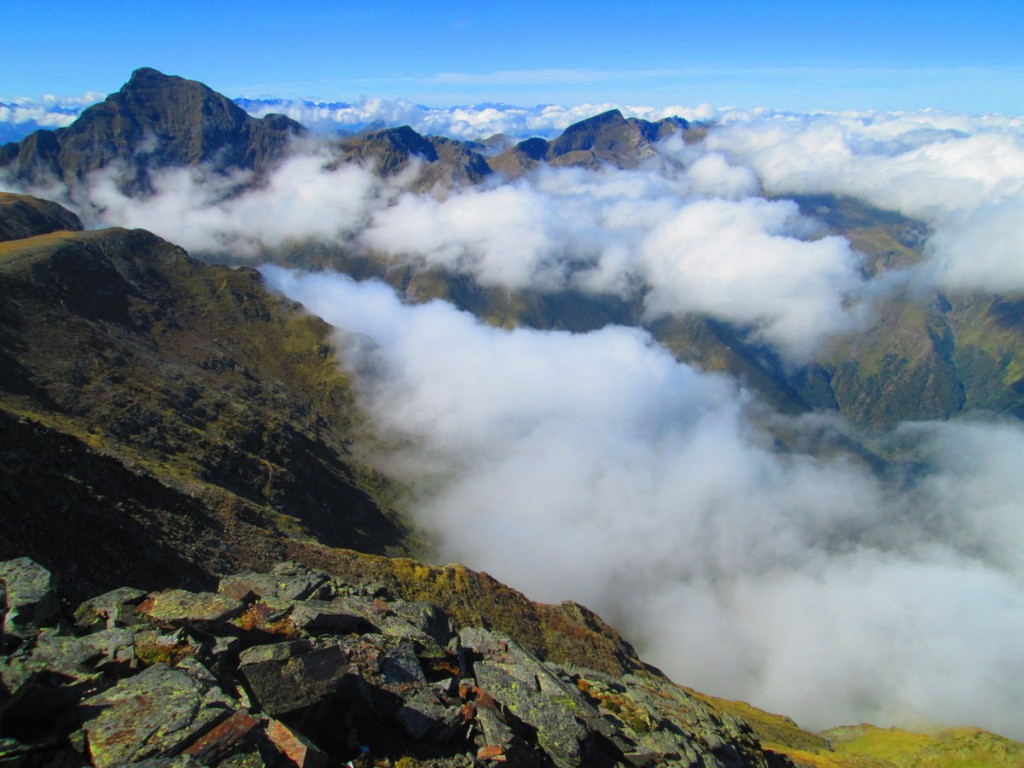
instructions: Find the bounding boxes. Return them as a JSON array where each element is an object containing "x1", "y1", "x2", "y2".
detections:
[
  {"x1": 138, "y1": 590, "x2": 242, "y2": 626},
  {"x1": 394, "y1": 688, "x2": 454, "y2": 742},
  {"x1": 75, "y1": 586, "x2": 148, "y2": 630},
  {"x1": 181, "y1": 709, "x2": 260, "y2": 763},
  {"x1": 237, "y1": 639, "x2": 312, "y2": 667},
  {"x1": 80, "y1": 663, "x2": 237, "y2": 768},
  {"x1": 383, "y1": 639, "x2": 427, "y2": 685},
  {"x1": 289, "y1": 599, "x2": 376, "y2": 635},
  {"x1": 218, "y1": 570, "x2": 328, "y2": 603},
  {"x1": 264, "y1": 718, "x2": 330, "y2": 768},
  {"x1": 240, "y1": 643, "x2": 349, "y2": 717},
  {"x1": 33, "y1": 626, "x2": 135, "y2": 681}
]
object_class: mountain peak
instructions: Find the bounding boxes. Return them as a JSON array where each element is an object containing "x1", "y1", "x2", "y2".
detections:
[
  {"x1": 0, "y1": 68, "x2": 305, "y2": 194},
  {"x1": 128, "y1": 66, "x2": 172, "y2": 83}
]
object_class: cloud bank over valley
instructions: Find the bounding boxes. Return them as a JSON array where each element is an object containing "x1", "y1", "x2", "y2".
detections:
[
  {"x1": 263, "y1": 266, "x2": 1024, "y2": 739},
  {"x1": 4, "y1": 101, "x2": 1024, "y2": 738}
]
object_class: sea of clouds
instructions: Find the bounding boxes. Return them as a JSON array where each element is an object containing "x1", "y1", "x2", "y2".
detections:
[{"x1": 4, "y1": 99, "x2": 1024, "y2": 738}]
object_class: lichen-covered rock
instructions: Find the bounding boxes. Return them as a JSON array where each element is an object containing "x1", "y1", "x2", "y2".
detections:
[
  {"x1": 383, "y1": 639, "x2": 427, "y2": 685},
  {"x1": 460, "y1": 628, "x2": 595, "y2": 768},
  {"x1": 263, "y1": 719, "x2": 330, "y2": 768},
  {"x1": 74, "y1": 586, "x2": 148, "y2": 631},
  {"x1": 394, "y1": 688, "x2": 451, "y2": 741},
  {"x1": 239, "y1": 642, "x2": 348, "y2": 717},
  {"x1": 33, "y1": 626, "x2": 135, "y2": 682},
  {"x1": 80, "y1": 663, "x2": 238, "y2": 768},
  {"x1": 218, "y1": 564, "x2": 329, "y2": 604},
  {"x1": 0, "y1": 557, "x2": 810, "y2": 768},
  {"x1": 289, "y1": 599, "x2": 376, "y2": 635},
  {"x1": 137, "y1": 589, "x2": 243, "y2": 626},
  {"x1": 180, "y1": 709, "x2": 260, "y2": 764},
  {"x1": 0, "y1": 557, "x2": 60, "y2": 637}
]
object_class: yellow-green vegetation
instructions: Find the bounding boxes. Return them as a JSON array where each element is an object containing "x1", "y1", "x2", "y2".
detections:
[
  {"x1": 691, "y1": 691, "x2": 831, "y2": 755},
  {"x1": 285, "y1": 547, "x2": 643, "y2": 677},
  {"x1": 820, "y1": 724, "x2": 1024, "y2": 768},
  {"x1": 691, "y1": 692, "x2": 1022, "y2": 768},
  {"x1": 234, "y1": 603, "x2": 296, "y2": 636},
  {"x1": 134, "y1": 637, "x2": 198, "y2": 668},
  {"x1": 576, "y1": 678, "x2": 652, "y2": 734}
]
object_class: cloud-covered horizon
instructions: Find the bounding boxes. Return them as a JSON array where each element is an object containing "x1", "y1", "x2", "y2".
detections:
[
  {"x1": 21, "y1": 104, "x2": 1019, "y2": 359},
  {"x1": 0, "y1": 92, "x2": 718, "y2": 145}
]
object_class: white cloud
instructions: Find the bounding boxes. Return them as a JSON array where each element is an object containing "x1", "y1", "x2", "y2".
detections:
[
  {"x1": 80, "y1": 148, "x2": 384, "y2": 255},
  {"x1": 263, "y1": 267, "x2": 1024, "y2": 739},
  {"x1": 702, "y1": 110, "x2": 1024, "y2": 292},
  {"x1": 639, "y1": 197, "x2": 867, "y2": 359}
]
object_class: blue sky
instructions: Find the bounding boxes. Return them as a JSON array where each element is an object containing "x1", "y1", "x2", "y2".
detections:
[{"x1": 3, "y1": 0, "x2": 1023, "y2": 113}]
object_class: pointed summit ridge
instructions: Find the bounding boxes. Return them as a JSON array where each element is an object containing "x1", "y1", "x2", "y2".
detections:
[{"x1": 0, "y1": 68, "x2": 305, "y2": 193}]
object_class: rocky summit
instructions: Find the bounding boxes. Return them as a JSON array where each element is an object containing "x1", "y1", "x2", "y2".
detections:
[{"x1": 0, "y1": 557, "x2": 786, "y2": 768}]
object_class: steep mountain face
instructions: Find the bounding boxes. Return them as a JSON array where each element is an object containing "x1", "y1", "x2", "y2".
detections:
[
  {"x1": 0, "y1": 194, "x2": 407, "y2": 600},
  {"x1": 327, "y1": 109, "x2": 690, "y2": 188},
  {"x1": 0, "y1": 67, "x2": 304, "y2": 193},
  {"x1": 334, "y1": 126, "x2": 494, "y2": 189},
  {"x1": 784, "y1": 195, "x2": 1024, "y2": 430}
]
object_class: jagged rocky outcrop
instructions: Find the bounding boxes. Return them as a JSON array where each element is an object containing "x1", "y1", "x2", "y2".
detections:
[
  {"x1": 0, "y1": 557, "x2": 791, "y2": 767},
  {"x1": 488, "y1": 110, "x2": 690, "y2": 178},
  {"x1": 0, "y1": 68, "x2": 304, "y2": 193}
]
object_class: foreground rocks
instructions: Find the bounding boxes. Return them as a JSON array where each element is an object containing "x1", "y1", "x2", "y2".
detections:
[{"x1": 0, "y1": 558, "x2": 788, "y2": 767}]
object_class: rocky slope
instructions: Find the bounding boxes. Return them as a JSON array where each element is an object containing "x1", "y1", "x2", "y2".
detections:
[
  {"x1": 5, "y1": 557, "x2": 1020, "y2": 768},
  {"x1": 0, "y1": 556, "x2": 792, "y2": 768},
  {"x1": 0, "y1": 193, "x2": 407, "y2": 601}
]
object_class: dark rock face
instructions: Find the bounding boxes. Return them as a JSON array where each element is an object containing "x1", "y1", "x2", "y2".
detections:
[
  {"x1": 0, "y1": 68, "x2": 305, "y2": 193},
  {"x1": 0, "y1": 557, "x2": 791, "y2": 767}
]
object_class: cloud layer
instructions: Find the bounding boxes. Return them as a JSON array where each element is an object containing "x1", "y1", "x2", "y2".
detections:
[
  {"x1": 701, "y1": 110, "x2": 1024, "y2": 291},
  {"x1": 14, "y1": 104, "x2": 1019, "y2": 357},
  {"x1": 263, "y1": 267, "x2": 1024, "y2": 739}
]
